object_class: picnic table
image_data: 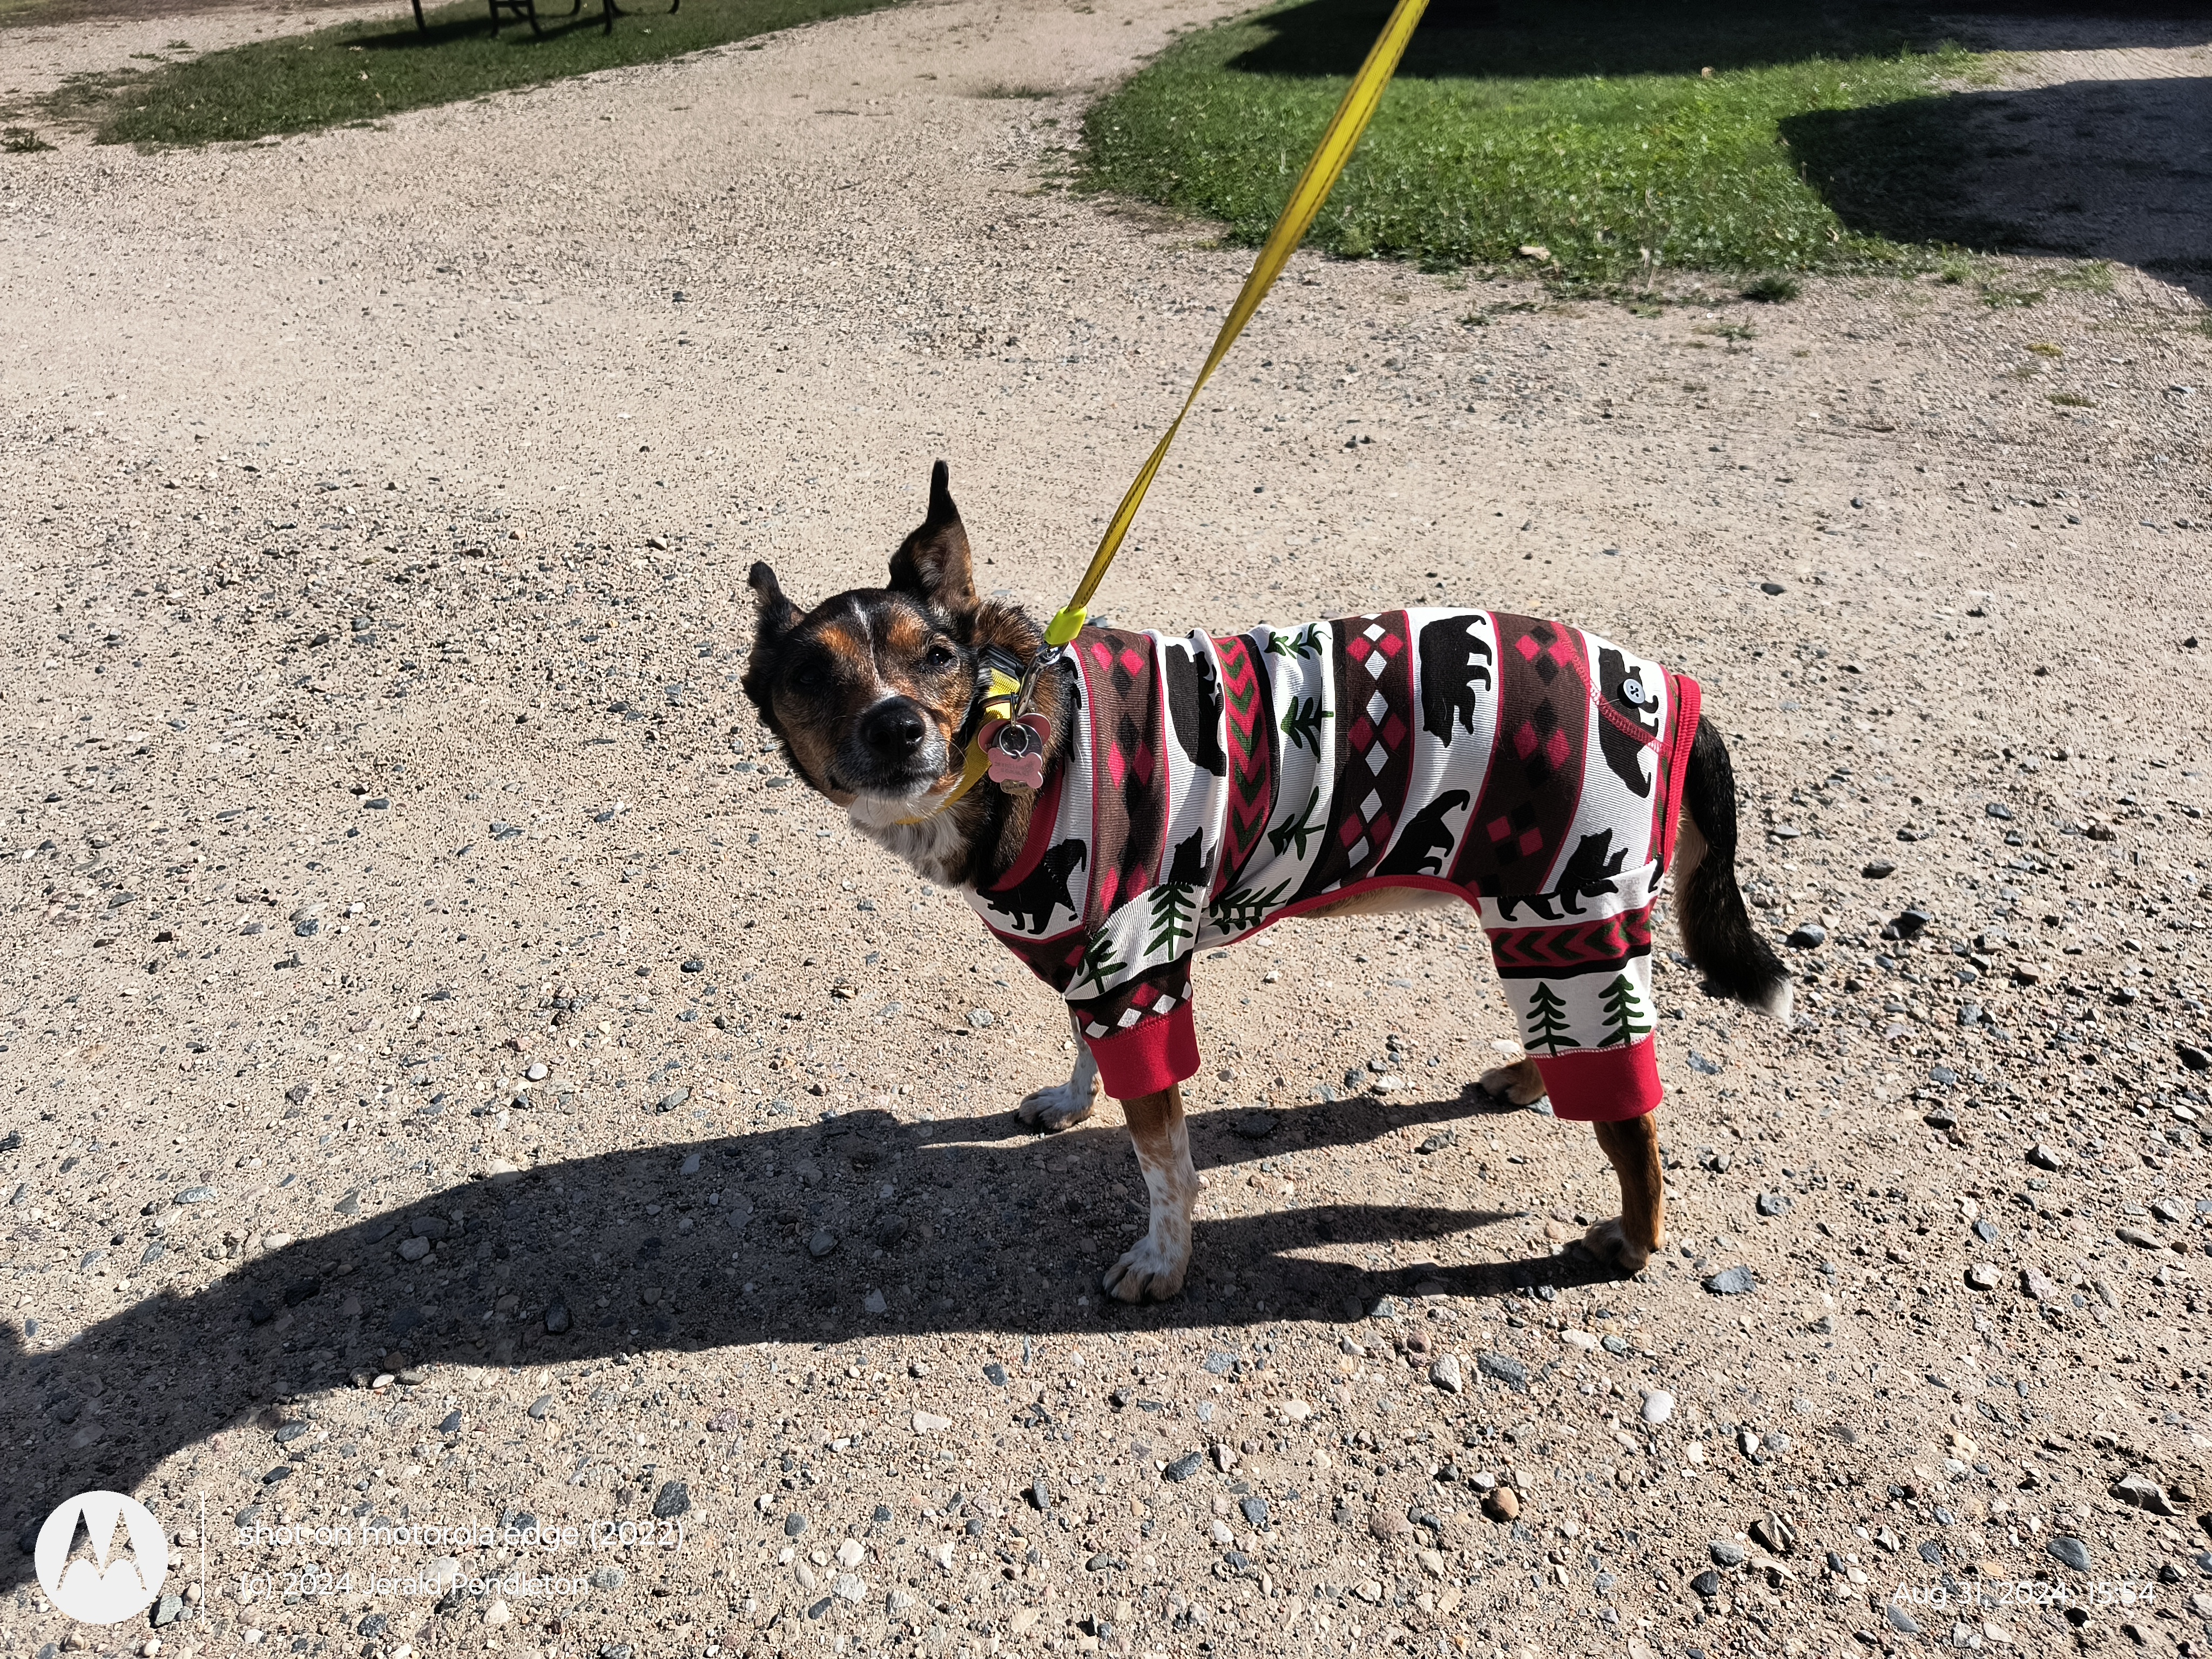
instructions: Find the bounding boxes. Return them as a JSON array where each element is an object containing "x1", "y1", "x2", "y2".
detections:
[{"x1": 406, "y1": 0, "x2": 678, "y2": 36}]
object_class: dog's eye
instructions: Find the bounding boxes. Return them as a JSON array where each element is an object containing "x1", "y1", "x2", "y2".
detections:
[
  {"x1": 789, "y1": 663, "x2": 827, "y2": 693},
  {"x1": 925, "y1": 644, "x2": 957, "y2": 670}
]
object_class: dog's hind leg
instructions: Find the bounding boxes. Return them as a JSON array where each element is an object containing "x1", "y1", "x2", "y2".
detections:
[
  {"x1": 1017, "y1": 1011, "x2": 1100, "y2": 1132},
  {"x1": 1103, "y1": 1084, "x2": 1195, "y2": 1303},
  {"x1": 1581, "y1": 1112, "x2": 1664, "y2": 1274}
]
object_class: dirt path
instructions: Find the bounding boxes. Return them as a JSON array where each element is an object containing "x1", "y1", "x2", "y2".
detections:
[
  {"x1": 1924, "y1": 15, "x2": 2212, "y2": 298},
  {"x1": 0, "y1": 4, "x2": 2208, "y2": 1656}
]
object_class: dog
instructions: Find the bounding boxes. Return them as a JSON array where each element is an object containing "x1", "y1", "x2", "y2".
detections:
[{"x1": 742, "y1": 462, "x2": 1789, "y2": 1303}]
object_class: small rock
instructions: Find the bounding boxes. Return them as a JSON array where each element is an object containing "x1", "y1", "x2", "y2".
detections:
[
  {"x1": 2021, "y1": 1267, "x2": 2061, "y2": 1302},
  {"x1": 1965, "y1": 1263, "x2": 2002, "y2": 1291},
  {"x1": 1784, "y1": 924, "x2": 1826, "y2": 949},
  {"x1": 2117, "y1": 1226, "x2": 2164, "y2": 1250},
  {"x1": 652, "y1": 1481, "x2": 689, "y2": 1519},
  {"x1": 2112, "y1": 1474, "x2": 2179, "y2": 1516},
  {"x1": 1750, "y1": 1515, "x2": 1797, "y2": 1555},
  {"x1": 1239, "y1": 1495, "x2": 1270, "y2": 1529},
  {"x1": 1370, "y1": 1507, "x2": 1415, "y2": 1540},
  {"x1": 1755, "y1": 1191, "x2": 1792, "y2": 1217},
  {"x1": 2046, "y1": 1535, "x2": 2092, "y2": 1572},
  {"x1": 1886, "y1": 1603, "x2": 1921, "y2": 1636},
  {"x1": 807, "y1": 1230, "x2": 837, "y2": 1258},
  {"x1": 1690, "y1": 1569, "x2": 1723, "y2": 1597},
  {"x1": 1703, "y1": 1266, "x2": 1756, "y2": 1296},
  {"x1": 1710, "y1": 1540, "x2": 1748, "y2": 1567},
  {"x1": 1641, "y1": 1390, "x2": 1675, "y2": 1426},
  {"x1": 483, "y1": 1599, "x2": 512, "y2": 1628},
  {"x1": 2025, "y1": 1142, "x2": 2068, "y2": 1171},
  {"x1": 1862, "y1": 859, "x2": 1896, "y2": 879},
  {"x1": 1480, "y1": 1487, "x2": 1519, "y2": 1523},
  {"x1": 966, "y1": 1009, "x2": 995, "y2": 1029},
  {"x1": 912, "y1": 1412, "x2": 951, "y2": 1434},
  {"x1": 544, "y1": 1303, "x2": 571, "y2": 1334},
  {"x1": 398, "y1": 1236, "x2": 431, "y2": 1262},
  {"x1": 1163, "y1": 1452, "x2": 1204, "y2": 1483},
  {"x1": 1477, "y1": 1352, "x2": 1529, "y2": 1392},
  {"x1": 783, "y1": 1513, "x2": 807, "y2": 1538},
  {"x1": 1429, "y1": 1355, "x2": 1464, "y2": 1394},
  {"x1": 832, "y1": 1573, "x2": 865, "y2": 1603}
]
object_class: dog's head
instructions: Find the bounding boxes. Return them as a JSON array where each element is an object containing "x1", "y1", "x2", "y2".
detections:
[{"x1": 741, "y1": 461, "x2": 1038, "y2": 815}]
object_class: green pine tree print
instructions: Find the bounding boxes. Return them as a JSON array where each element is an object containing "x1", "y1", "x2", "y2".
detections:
[
  {"x1": 1526, "y1": 981, "x2": 1579, "y2": 1055},
  {"x1": 1071, "y1": 928, "x2": 1128, "y2": 997},
  {"x1": 1146, "y1": 882, "x2": 1197, "y2": 960},
  {"x1": 1264, "y1": 624, "x2": 1324, "y2": 660},
  {"x1": 1598, "y1": 974, "x2": 1651, "y2": 1048},
  {"x1": 1208, "y1": 879, "x2": 1292, "y2": 935},
  {"x1": 1279, "y1": 694, "x2": 1333, "y2": 756},
  {"x1": 1266, "y1": 785, "x2": 1324, "y2": 860}
]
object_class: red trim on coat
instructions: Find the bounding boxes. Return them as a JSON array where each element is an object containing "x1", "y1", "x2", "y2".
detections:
[
  {"x1": 1655, "y1": 672, "x2": 1701, "y2": 875},
  {"x1": 1532, "y1": 1040, "x2": 1663, "y2": 1122},
  {"x1": 980, "y1": 765, "x2": 1065, "y2": 898},
  {"x1": 1087, "y1": 1002, "x2": 1201, "y2": 1099}
]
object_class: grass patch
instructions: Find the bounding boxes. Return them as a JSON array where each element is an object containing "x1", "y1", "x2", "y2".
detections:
[
  {"x1": 2047, "y1": 393, "x2": 2094, "y2": 408},
  {"x1": 1740, "y1": 274, "x2": 1799, "y2": 302},
  {"x1": 2, "y1": 125, "x2": 56, "y2": 152},
  {"x1": 1081, "y1": 0, "x2": 1988, "y2": 282},
  {"x1": 75, "y1": 0, "x2": 899, "y2": 147}
]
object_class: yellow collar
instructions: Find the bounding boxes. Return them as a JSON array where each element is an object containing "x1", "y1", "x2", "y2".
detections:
[{"x1": 892, "y1": 664, "x2": 1022, "y2": 826}]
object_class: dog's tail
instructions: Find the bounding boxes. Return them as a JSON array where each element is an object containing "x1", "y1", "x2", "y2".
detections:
[{"x1": 1674, "y1": 714, "x2": 1792, "y2": 1019}]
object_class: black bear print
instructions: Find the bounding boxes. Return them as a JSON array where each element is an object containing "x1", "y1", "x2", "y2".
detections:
[
  {"x1": 1417, "y1": 615, "x2": 1494, "y2": 744},
  {"x1": 1376, "y1": 790, "x2": 1471, "y2": 878},
  {"x1": 1163, "y1": 642, "x2": 1228, "y2": 777},
  {"x1": 1495, "y1": 829, "x2": 1628, "y2": 922},
  {"x1": 1594, "y1": 646, "x2": 1660, "y2": 798},
  {"x1": 981, "y1": 838, "x2": 1088, "y2": 935}
]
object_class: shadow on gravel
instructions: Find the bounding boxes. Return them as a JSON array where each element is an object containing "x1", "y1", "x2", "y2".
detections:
[
  {"x1": 1784, "y1": 75, "x2": 2212, "y2": 301},
  {"x1": 0, "y1": 1090, "x2": 1613, "y2": 1580}
]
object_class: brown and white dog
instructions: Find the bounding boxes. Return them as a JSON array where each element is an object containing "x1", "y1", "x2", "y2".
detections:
[{"x1": 742, "y1": 463, "x2": 1789, "y2": 1302}]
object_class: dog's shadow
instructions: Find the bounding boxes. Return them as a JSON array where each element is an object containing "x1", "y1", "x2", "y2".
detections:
[{"x1": 0, "y1": 1090, "x2": 1620, "y2": 1583}]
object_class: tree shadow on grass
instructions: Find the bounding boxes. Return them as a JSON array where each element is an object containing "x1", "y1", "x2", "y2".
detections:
[
  {"x1": 0, "y1": 1089, "x2": 1619, "y2": 1589},
  {"x1": 1226, "y1": 0, "x2": 1941, "y2": 83},
  {"x1": 1221, "y1": 0, "x2": 2209, "y2": 84},
  {"x1": 1783, "y1": 75, "x2": 2212, "y2": 301}
]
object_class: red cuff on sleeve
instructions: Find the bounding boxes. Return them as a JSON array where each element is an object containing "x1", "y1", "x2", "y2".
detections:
[
  {"x1": 1533, "y1": 1040, "x2": 1663, "y2": 1122},
  {"x1": 1084, "y1": 1003, "x2": 1201, "y2": 1099}
]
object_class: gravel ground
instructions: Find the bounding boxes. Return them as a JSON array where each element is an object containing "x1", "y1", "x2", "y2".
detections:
[{"x1": 1, "y1": 3, "x2": 2210, "y2": 1657}]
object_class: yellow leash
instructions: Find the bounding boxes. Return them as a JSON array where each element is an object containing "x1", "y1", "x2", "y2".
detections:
[
  {"x1": 1043, "y1": 0, "x2": 1433, "y2": 649},
  {"x1": 899, "y1": 0, "x2": 1429, "y2": 825}
]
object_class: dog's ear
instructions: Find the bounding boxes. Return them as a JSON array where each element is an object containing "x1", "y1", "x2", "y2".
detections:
[
  {"x1": 887, "y1": 460, "x2": 976, "y2": 611},
  {"x1": 741, "y1": 562, "x2": 799, "y2": 730}
]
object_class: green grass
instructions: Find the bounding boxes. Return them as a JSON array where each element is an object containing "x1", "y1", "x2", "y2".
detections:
[
  {"x1": 1081, "y1": 0, "x2": 1989, "y2": 283},
  {"x1": 77, "y1": 0, "x2": 898, "y2": 147}
]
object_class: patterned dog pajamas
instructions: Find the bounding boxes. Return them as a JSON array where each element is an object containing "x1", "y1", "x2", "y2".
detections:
[{"x1": 968, "y1": 610, "x2": 1701, "y2": 1122}]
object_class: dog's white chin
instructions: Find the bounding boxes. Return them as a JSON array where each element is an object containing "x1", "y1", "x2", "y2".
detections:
[{"x1": 846, "y1": 788, "x2": 937, "y2": 831}]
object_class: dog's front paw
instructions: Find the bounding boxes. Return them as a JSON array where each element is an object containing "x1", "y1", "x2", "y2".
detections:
[
  {"x1": 1017, "y1": 1080, "x2": 1097, "y2": 1133},
  {"x1": 1102, "y1": 1234, "x2": 1189, "y2": 1303},
  {"x1": 1478, "y1": 1055, "x2": 1548, "y2": 1107},
  {"x1": 1578, "y1": 1216, "x2": 1657, "y2": 1276}
]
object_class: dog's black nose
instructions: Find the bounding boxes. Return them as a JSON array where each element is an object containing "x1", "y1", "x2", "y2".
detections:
[{"x1": 861, "y1": 699, "x2": 929, "y2": 759}]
